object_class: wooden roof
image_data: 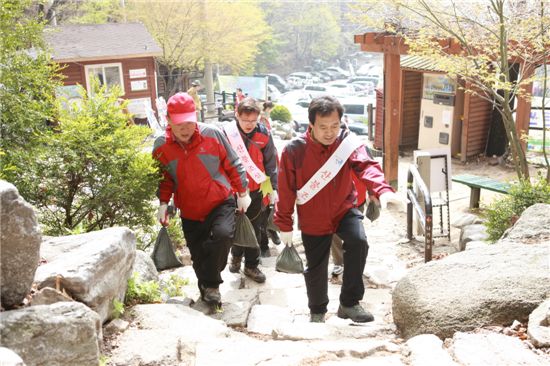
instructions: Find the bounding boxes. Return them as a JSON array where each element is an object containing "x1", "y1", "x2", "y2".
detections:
[{"x1": 44, "y1": 23, "x2": 162, "y2": 63}]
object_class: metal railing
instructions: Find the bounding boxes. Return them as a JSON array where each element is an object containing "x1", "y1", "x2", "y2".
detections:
[{"x1": 407, "y1": 164, "x2": 434, "y2": 263}]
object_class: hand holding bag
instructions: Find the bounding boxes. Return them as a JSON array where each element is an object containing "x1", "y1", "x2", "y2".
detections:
[
  {"x1": 151, "y1": 227, "x2": 183, "y2": 271},
  {"x1": 275, "y1": 244, "x2": 304, "y2": 274},
  {"x1": 232, "y1": 211, "x2": 259, "y2": 248}
]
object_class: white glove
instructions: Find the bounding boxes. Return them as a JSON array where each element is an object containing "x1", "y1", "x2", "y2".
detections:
[
  {"x1": 280, "y1": 231, "x2": 293, "y2": 247},
  {"x1": 236, "y1": 192, "x2": 252, "y2": 212},
  {"x1": 269, "y1": 191, "x2": 279, "y2": 205},
  {"x1": 157, "y1": 203, "x2": 169, "y2": 226},
  {"x1": 379, "y1": 191, "x2": 407, "y2": 211}
]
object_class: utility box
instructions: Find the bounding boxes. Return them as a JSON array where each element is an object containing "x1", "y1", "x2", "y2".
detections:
[
  {"x1": 413, "y1": 149, "x2": 452, "y2": 239},
  {"x1": 418, "y1": 73, "x2": 462, "y2": 154}
]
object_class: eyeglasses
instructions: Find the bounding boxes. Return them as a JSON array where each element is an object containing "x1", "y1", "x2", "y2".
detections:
[{"x1": 239, "y1": 118, "x2": 259, "y2": 124}]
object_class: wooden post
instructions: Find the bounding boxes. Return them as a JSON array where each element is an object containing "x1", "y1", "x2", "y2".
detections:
[{"x1": 383, "y1": 51, "x2": 402, "y2": 188}]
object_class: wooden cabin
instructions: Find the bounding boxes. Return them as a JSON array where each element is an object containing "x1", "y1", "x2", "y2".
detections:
[{"x1": 44, "y1": 23, "x2": 162, "y2": 120}]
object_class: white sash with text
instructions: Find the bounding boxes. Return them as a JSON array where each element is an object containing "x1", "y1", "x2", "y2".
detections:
[
  {"x1": 224, "y1": 123, "x2": 267, "y2": 184},
  {"x1": 296, "y1": 134, "x2": 363, "y2": 205}
]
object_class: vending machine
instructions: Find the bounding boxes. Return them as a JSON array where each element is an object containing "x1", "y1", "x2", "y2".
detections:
[{"x1": 417, "y1": 73, "x2": 459, "y2": 152}]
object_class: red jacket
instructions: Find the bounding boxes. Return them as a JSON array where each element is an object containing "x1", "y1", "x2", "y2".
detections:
[
  {"x1": 274, "y1": 128, "x2": 393, "y2": 235},
  {"x1": 228, "y1": 122, "x2": 278, "y2": 194},
  {"x1": 153, "y1": 123, "x2": 248, "y2": 221}
]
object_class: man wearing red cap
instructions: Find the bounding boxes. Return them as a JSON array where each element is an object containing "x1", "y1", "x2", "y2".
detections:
[{"x1": 153, "y1": 92, "x2": 250, "y2": 306}]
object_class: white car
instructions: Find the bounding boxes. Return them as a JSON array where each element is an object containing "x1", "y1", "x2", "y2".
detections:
[
  {"x1": 286, "y1": 75, "x2": 304, "y2": 89},
  {"x1": 326, "y1": 66, "x2": 350, "y2": 78}
]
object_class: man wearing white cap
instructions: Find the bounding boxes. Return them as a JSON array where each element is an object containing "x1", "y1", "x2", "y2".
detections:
[{"x1": 153, "y1": 92, "x2": 250, "y2": 306}]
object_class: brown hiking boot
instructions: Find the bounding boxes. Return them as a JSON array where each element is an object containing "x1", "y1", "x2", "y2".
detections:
[
  {"x1": 229, "y1": 255, "x2": 242, "y2": 273},
  {"x1": 243, "y1": 266, "x2": 266, "y2": 283},
  {"x1": 337, "y1": 304, "x2": 374, "y2": 323}
]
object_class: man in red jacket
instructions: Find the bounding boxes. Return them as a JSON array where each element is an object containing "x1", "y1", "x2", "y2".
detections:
[
  {"x1": 153, "y1": 92, "x2": 250, "y2": 306},
  {"x1": 224, "y1": 97, "x2": 279, "y2": 283},
  {"x1": 274, "y1": 95, "x2": 403, "y2": 323}
]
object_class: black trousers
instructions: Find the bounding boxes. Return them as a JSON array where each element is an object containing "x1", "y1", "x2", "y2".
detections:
[
  {"x1": 181, "y1": 198, "x2": 236, "y2": 289},
  {"x1": 301, "y1": 208, "x2": 369, "y2": 314},
  {"x1": 230, "y1": 190, "x2": 265, "y2": 268},
  {"x1": 258, "y1": 204, "x2": 272, "y2": 251}
]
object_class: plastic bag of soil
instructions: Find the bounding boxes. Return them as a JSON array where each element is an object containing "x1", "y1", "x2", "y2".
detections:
[
  {"x1": 275, "y1": 244, "x2": 304, "y2": 274},
  {"x1": 151, "y1": 227, "x2": 183, "y2": 271},
  {"x1": 266, "y1": 206, "x2": 280, "y2": 232},
  {"x1": 233, "y1": 211, "x2": 259, "y2": 248},
  {"x1": 365, "y1": 196, "x2": 381, "y2": 222}
]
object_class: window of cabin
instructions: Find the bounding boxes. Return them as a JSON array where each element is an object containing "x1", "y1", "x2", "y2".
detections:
[{"x1": 84, "y1": 63, "x2": 125, "y2": 95}]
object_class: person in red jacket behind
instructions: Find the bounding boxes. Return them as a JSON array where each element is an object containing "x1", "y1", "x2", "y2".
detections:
[
  {"x1": 274, "y1": 95, "x2": 404, "y2": 323},
  {"x1": 153, "y1": 92, "x2": 250, "y2": 306},
  {"x1": 224, "y1": 97, "x2": 279, "y2": 283}
]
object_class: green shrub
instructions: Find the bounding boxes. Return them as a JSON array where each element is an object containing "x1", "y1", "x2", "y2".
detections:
[
  {"x1": 161, "y1": 274, "x2": 189, "y2": 298},
  {"x1": 1, "y1": 0, "x2": 61, "y2": 180},
  {"x1": 112, "y1": 298, "x2": 125, "y2": 318},
  {"x1": 14, "y1": 80, "x2": 159, "y2": 236},
  {"x1": 483, "y1": 174, "x2": 550, "y2": 241},
  {"x1": 270, "y1": 105, "x2": 292, "y2": 123},
  {"x1": 125, "y1": 272, "x2": 162, "y2": 305}
]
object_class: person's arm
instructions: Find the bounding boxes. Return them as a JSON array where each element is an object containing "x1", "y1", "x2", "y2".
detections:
[
  {"x1": 274, "y1": 146, "x2": 296, "y2": 232},
  {"x1": 350, "y1": 145, "x2": 394, "y2": 198},
  {"x1": 152, "y1": 137, "x2": 174, "y2": 203},
  {"x1": 263, "y1": 133, "x2": 279, "y2": 191}
]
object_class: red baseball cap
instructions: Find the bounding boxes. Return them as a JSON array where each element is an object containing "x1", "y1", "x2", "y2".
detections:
[{"x1": 167, "y1": 92, "x2": 197, "y2": 124}]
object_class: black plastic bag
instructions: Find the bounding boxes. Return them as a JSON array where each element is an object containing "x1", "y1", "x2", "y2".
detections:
[
  {"x1": 275, "y1": 244, "x2": 304, "y2": 274},
  {"x1": 365, "y1": 196, "x2": 381, "y2": 222},
  {"x1": 266, "y1": 206, "x2": 279, "y2": 232},
  {"x1": 233, "y1": 212, "x2": 259, "y2": 248},
  {"x1": 151, "y1": 227, "x2": 183, "y2": 271}
]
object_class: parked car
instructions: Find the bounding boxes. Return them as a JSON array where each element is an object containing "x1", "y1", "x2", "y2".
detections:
[
  {"x1": 319, "y1": 70, "x2": 336, "y2": 81},
  {"x1": 340, "y1": 96, "x2": 376, "y2": 123},
  {"x1": 288, "y1": 72, "x2": 313, "y2": 86},
  {"x1": 326, "y1": 66, "x2": 350, "y2": 78},
  {"x1": 286, "y1": 75, "x2": 304, "y2": 89},
  {"x1": 344, "y1": 116, "x2": 369, "y2": 136},
  {"x1": 302, "y1": 84, "x2": 333, "y2": 98},
  {"x1": 311, "y1": 71, "x2": 330, "y2": 83},
  {"x1": 254, "y1": 73, "x2": 289, "y2": 92}
]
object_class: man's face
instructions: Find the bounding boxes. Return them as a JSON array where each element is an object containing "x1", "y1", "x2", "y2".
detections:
[
  {"x1": 237, "y1": 111, "x2": 259, "y2": 134},
  {"x1": 310, "y1": 110, "x2": 341, "y2": 146},
  {"x1": 169, "y1": 120, "x2": 196, "y2": 144}
]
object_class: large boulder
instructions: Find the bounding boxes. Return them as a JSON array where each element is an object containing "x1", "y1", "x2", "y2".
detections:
[
  {"x1": 0, "y1": 302, "x2": 101, "y2": 366},
  {"x1": 0, "y1": 181, "x2": 41, "y2": 309},
  {"x1": 392, "y1": 242, "x2": 549, "y2": 339},
  {"x1": 449, "y1": 332, "x2": 549, "y2": 366},
  {"x1": 131, "y1": 250, "x2": 158, "y2": 283},
  {"x1": 34, "y1": 227, "x2": 136, "y2": 323},
  {"x1": 500, "y1": 203, "x2": 550, "y2": 244}
]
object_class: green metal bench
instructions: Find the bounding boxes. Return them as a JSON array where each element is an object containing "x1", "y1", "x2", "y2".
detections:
[{"x1": 452, "y1": 174, "x2": 511, "y2": 209}]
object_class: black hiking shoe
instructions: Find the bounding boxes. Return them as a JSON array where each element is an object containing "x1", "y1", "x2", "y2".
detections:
[
  {"x1": 337, "y1": 304, "x2": 374, "y2": 323},
  {"x1": 243, "y1": 267, "x2": 266, "y2": 283},
  {"x1": 229, "y1": 255, "x2": 242, "y2": 273},
  {"x1": 202, "y1": 287, "x2": 221, "y2": 304}
]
